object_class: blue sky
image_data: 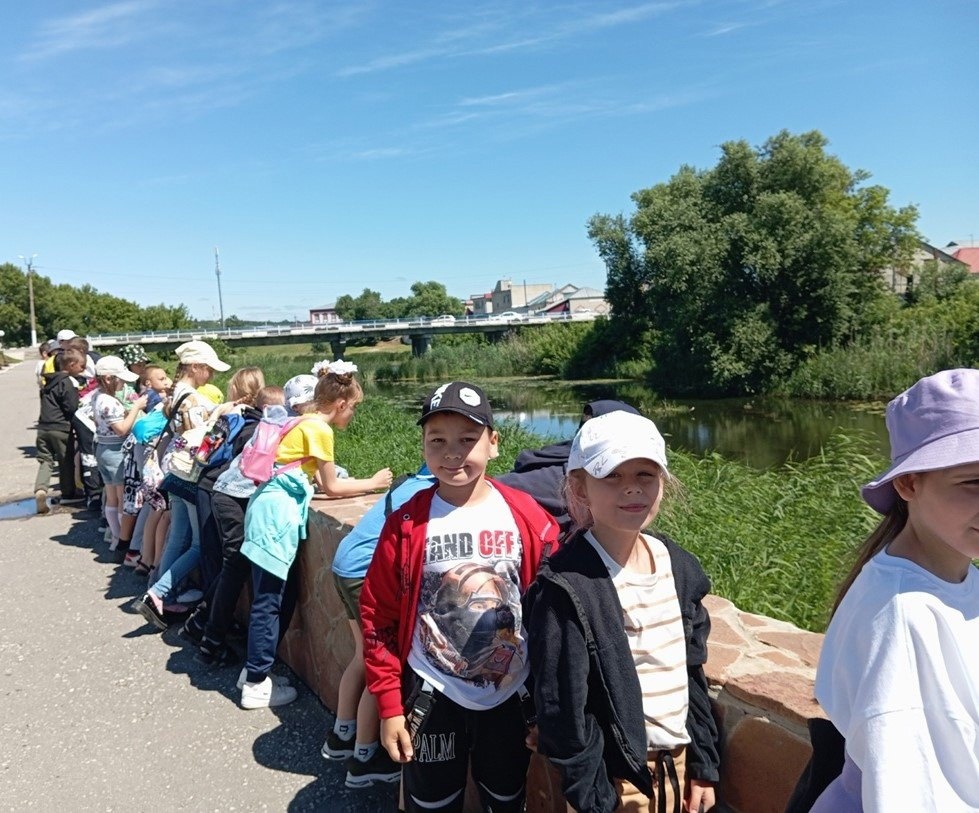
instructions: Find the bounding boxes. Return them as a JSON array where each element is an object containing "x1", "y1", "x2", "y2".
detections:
[{"x1": 3, "y1": 1, "x2": 977, "y2": 322}]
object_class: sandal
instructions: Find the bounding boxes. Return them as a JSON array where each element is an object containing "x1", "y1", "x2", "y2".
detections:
[{"x1": 134, "y1": 558, "x2": 151, "y2": 576}]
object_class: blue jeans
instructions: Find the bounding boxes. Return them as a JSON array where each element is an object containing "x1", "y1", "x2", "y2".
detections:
[
  {"x1": 151, "y1": 496, "x2": 200, "y2": 602},
  {"x1": 244, "y1": 561, "x2": 300, "y2": 683},
  {"x1": 95, "y1": 443, "x2": 125, "y2": 486}
]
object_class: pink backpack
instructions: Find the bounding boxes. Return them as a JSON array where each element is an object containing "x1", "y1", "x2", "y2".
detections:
[{"x1": 239, "y1": 408, "x2": 313, "y2": 485}]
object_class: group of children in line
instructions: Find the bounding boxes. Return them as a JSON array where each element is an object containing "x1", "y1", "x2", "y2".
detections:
[{"x1": 33, "y1": 334, "x2": 979, "y2": 812}]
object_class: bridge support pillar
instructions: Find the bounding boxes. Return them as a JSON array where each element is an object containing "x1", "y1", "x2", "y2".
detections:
[
  {"x1": 330, "y1": 338, "x2": 348, "y2": 359},
  {"x1": 487, "y1": 330, "x2": 506, "y2": 344},
  {"x1": 411, "y1": 334, "x2": 432, "y2": 357}
]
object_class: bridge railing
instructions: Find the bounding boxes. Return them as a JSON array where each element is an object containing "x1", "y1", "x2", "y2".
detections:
[{"x1": 86, "y1": 311, "x2": 595, "y2": 348}]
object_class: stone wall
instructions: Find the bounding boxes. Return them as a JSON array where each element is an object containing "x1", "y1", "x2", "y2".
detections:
[{"x1": 279, "y1": 495, "x2": 823, "y2": 813}]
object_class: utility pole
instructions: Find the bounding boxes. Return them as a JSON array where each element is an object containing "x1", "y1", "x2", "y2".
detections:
[
  {"x1": 17, "y1": 254, "x2": 38, "y2": 347},
  {"x1": 214, "y1": 247, "x2": 225, "y2": 328}
]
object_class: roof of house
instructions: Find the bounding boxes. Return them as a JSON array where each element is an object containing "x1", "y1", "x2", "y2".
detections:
[
  {"x1": 951, "y1": 247, "x2": 979, "y2": 274},
  {"x1": 565, "y1": 286, "x2": 605, "y2": 300},
  {"x1": 918, "y1": 239, "x2": 965, "y2": 266}
]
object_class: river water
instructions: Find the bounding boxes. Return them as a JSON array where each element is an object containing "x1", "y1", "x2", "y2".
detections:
[{"x1": 373, "y1": 379, "x2": 889, "y2": 470}]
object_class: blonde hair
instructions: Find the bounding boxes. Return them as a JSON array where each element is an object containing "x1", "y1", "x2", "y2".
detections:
[
  {"x1": 227, "y1": 366, "x2": 265, "y2": 406},
  {"x1": 256, "y1": 385, "x2": 285, "y2": 410},
  {"x1": 313, "y1": 368, "x2": 363, "y2": 411}
]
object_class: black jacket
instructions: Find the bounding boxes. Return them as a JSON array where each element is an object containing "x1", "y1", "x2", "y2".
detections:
[
  {"x1": 496, "y1": 440, "x2": 572, "y2": 533},
  {"x1": 525, "y1": 530, "x2": 720, "y2": 812},
  {"x1": 37, "y1": 372, "x2": 80, "y2": 433}
]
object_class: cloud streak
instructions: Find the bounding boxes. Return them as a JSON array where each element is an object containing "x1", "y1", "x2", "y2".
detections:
[
  {"x1": 22, "y1": 0, "x2": 160, "y2": 61},
  {"x1": 336, "y1": 1, "x2": 693, "y2": 77}
]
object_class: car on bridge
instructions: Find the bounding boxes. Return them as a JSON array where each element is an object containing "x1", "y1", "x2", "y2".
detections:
[
  {"x1": 430, "y1": 314, "x2": 456, "y2": 326},
  {"x1": 491, "y1": 310, "x2": 526, "y2": 322}
]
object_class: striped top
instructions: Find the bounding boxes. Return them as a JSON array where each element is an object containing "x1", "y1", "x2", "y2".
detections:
[{"x1": 585, "y1": 530, "x2": 690, "y2": 749}]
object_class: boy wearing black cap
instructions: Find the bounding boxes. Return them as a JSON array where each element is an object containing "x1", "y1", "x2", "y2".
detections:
[{"x1": 360, "y1": 381, "x2": 559, "y2": 813}]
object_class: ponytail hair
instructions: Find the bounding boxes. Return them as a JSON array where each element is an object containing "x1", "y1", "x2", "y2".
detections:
[
  {"x1": 313, "y1": 361, "x2": 362, "y2": 409},
  {"x1": 831, "y1": 500, "x2": 908, "y2": 617}
]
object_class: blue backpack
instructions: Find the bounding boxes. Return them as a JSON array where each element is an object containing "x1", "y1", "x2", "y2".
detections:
[{"x1": 193, "y1": 412, "x2": 248, "y2": 472}]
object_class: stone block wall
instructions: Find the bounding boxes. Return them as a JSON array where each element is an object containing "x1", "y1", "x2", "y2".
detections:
[{"x1": 278, "y1": 496, "x2": 823, "y2": 813}]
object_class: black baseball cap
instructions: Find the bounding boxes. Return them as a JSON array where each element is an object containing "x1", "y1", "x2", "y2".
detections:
[{"x1": 418, "y1": 381, "x2": 494, "y2": 428}]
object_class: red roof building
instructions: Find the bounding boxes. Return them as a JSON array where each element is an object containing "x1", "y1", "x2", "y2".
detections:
[{"x1": 949, "y1": 245, "x2": 979, "y2": 275}]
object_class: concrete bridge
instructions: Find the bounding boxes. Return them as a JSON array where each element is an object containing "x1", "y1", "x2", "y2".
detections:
[{"x1": 87, "y1": 312, "x2": 597, "y2": 358}]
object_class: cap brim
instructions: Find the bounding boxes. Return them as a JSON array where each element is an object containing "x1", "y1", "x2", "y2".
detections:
[
  {"x1": 861, "y1": 427, "x2": 979, "y2": 513},
  {"x1": 417, "y1": 407, "x2": 491, "y2": 427},
  {"x1": 581, "y1": 453, "x2": 669, "y2": 479},
  {"x1": 209, "y1": 359, "x2": 231, "y2": 372},
  {"x1": 117, "y1": 369, "x2": 140, "y2": 382}
]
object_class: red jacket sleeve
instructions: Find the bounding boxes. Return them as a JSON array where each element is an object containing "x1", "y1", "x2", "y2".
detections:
[{"x1": 360, "y1": 510, "x2": 409, "y2": 720}]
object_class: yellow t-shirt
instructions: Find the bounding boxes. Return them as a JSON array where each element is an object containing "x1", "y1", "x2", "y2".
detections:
[{"x1": 276, "y1": 416, "x2": 334, "y2": 479}]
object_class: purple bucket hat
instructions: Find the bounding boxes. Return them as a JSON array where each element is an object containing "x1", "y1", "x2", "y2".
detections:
[{"x1": 862, "y1": 368, "x2": 979, "y2": 513}]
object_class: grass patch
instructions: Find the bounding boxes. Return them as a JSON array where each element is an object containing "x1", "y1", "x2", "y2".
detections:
[{"x1": 658, "y1": 432, "x2": 883, "y2": 631}]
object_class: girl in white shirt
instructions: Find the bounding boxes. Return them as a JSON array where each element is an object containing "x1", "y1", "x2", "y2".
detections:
[
  {"x1": 92, "y1": 356, "x2": 147, "y2": 548},
  {"x1": 814, "y1": 368, "x2": 979, "y2": 812}
]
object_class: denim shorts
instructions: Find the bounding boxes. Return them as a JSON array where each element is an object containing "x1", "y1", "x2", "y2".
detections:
[
  {"x1": 333, "y1": 572, "x2": 365, "y2": 621},
  {"x1": 95, "y1": 443, "x2": 125, "y2": 486}
]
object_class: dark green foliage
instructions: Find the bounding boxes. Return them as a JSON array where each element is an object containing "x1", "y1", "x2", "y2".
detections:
[
  {"x1": 336, "y1": 282, "x2": 463, "y2": 322},
  {"x1": 590, "y1": 130, "x2": 920, "y2": 395},
  {"x1": 782, "y1": 275, "x2": 979, "y2": 399},
  {"x1": 373, "y1": 323, "x2": 596, "y2": 382},
  {"x1": 0, "y1": 262, "x2": 193, "y2": 346}
]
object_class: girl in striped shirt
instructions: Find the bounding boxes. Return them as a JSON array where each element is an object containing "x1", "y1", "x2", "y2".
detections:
[{"x1": 527, "y1": 411, "x2": 720, "y2": 813}]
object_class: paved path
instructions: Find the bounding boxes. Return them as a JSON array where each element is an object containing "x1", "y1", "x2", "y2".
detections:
[{"x1": 0, "y1": 357, "x2": 398, "y2": 811}]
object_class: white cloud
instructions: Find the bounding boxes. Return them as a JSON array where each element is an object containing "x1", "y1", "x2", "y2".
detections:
[{"x1": 23, "y1": 0, "x2": 160, "y2": 61}]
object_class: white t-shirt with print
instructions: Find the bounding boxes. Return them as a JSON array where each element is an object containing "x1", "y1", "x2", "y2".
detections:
[
  {"x1": 407, "y1": 485, "x2": 528, "y2": 710},
  {"x1": 92, "y1": 391, "x2": 127, "y2": 446}
]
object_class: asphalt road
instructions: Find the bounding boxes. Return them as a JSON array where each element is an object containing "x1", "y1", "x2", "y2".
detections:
[{"x1": 0, "y1": 355, "x2": 399, "y2": 812}]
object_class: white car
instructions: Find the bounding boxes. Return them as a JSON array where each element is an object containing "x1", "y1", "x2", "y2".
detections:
[
  {"x1": 491, "y1": 311, "x2": 524, "y2": 322},
  {"x1": 430, "y1": 314, "x2": 456, "y2": 326}
]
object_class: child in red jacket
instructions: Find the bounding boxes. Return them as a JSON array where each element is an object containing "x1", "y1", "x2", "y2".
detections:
[{"x1": 360, "y1": 381, "x2": 558, "y2": 813}]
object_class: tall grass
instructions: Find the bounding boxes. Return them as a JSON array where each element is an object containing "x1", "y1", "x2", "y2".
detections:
[
  {"x1": 659, "y1": 433, "x2": 883, "y2": 631},
  {"x1": 373, "y1": 323, "x2": 595, "y2": 382},
  {"x1": 779, "y1": 322, "x2": 963, "y2": 400}
]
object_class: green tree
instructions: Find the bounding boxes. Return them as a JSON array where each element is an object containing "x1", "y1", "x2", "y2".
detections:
[
  {"x1": 590, "y1": 130, "x2": 920, "y2": 394},
  {"x1": 334, "y1": 294, "x2": 355, "y2": 321},
  {"x1": 0, "y1": 263, "x2": 30, "y2": 344},
  {"x1": 403, "y1": 281, "x2": 463, "y2": 317},
  {"x1": 338, "y1": 289, "x2": 386, "y2": 321},
  {"x1": 906, "y1": 259, "x2": 972, "y2": 305},
  {"x1": 0, "y1": 263, "x2": 193, "y2": 344}
]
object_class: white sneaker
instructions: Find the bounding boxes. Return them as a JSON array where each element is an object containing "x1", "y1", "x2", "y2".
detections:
[
  {"x1": 35, "y1": 490, "x2": 49, "y2": 515},
  {"x1": 240, "y1": 676, "x2": 297, "y2": 709},
  {"x1": 236, "y1": 667, "x2": 291, "y2": 691}
]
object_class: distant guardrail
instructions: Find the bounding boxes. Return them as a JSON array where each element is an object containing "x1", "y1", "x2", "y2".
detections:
[{"x1": 86, "y1": 311, "x2": 598, "y2": 348}]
